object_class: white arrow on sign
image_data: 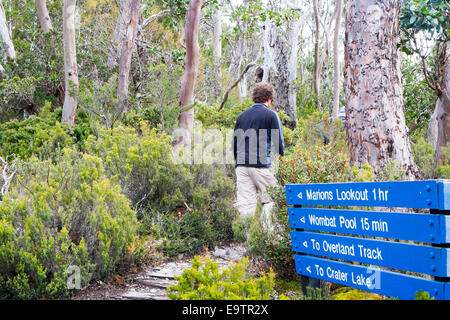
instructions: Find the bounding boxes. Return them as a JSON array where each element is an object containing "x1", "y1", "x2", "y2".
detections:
[
  {"x1": 298, "y1": 192, "x2": 303, "y2": 199},
  {"x1": 300, "y1": 216, "x2": 305, "y2": 224},
  {"x1": 306, "y1": 266, "x2": 311, "y2": 273},
  {"x1": 303, "y1": 241, "x2": 308, "y2": 248}
]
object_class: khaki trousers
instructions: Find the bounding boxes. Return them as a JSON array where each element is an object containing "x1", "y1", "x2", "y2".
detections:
[{"x1": 235, "y1": 166, "x2": 277, "y2": 231}]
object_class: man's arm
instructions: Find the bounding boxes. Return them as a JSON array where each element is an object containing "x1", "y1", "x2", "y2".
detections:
[
  {"x1": 271, "y1": 112, "x2": 285, "y2": 156},
  {"x1": 233, "y1": 118, "x2": 239, "y2": 161}
]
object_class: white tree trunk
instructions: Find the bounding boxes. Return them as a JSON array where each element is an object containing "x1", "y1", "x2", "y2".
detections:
[
  {"x1": 117, "y1": 0, "x2": 141, "y2": 115},
  {"x1": 0, "y1": 0, "x2": 15, "y2": 59},
  {"x1": 432, "y1": 42, "x2": 450, "y2": 168},
  {"x1": 61, "y1": 0, "x2": 79, "y2": 128},
  {"x1": 35, "y1": 0, "x2": 53, "y2": 33},
  {"x1": 175, "y1": 0, "x2": 203, "y2": 148},
  {"x1": 108, "y1": 0, "x2": 131, "y2": 68},
  {"x1": 332, "y1": 0, "x2": 343, "y2": 119},
  {"x1": 212, "y1": 3, "x2": 222, "y2": 100},
  {"x1": 344, "y1": 0, "x2": 419, "y2": 178}
]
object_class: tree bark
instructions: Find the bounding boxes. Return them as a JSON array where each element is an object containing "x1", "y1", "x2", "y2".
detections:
[
  {"x1": 212, "y1": 2, "x2": 222, "y2": 100},
  {"x1": 312, "y1": 0, "x2": 320, "y2": 100},
  {"x1": 332, "y1": 0, "x2": 343, "y2": 119},
  {"x1": 432, "y1": 42, "x2": 450, "y2": 168},
  {"x1": 61, "y1": 0, "x2": 79, "y2": 128},
  {"x1": 108, "y1": 0, "x2": 131, "y2": 68},
  {"x1": 35, "y1": 0, "x2": 53, "y2": 33},
  {"x1": 117, "y1": 0, "x2": 141, "y2": 115},
  {"x1": 0, "y1": 0, "x2": 15, "y2": 59},
  {"x1": 344, "y1": 0, "x2": 419, "y2": 178},
  {"x1": 175, "y1": 0, "x2": 203, "y2": 148}
]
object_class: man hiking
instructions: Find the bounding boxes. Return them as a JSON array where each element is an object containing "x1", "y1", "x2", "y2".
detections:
[{"x1": 233, "y1": 82, "x2": 285, "y2": 233}]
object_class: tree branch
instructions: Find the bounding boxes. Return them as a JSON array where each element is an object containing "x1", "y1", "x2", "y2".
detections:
[{"x1": 217, "y1": 62, "x2": 256, "y2": 111}]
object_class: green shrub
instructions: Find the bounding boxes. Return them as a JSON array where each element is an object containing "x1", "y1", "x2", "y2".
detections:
[
  {"x1": 167, "y1": 256, "x2": 277, "y2": 300},
  {"x1": 0, "y1": 148, "x2": 139, "y2": 299},
  {"x1": 248, "y1": 145, "x2": 350, "y2": 278},
  {"x1": 195, "y1": 98, "x2": 250, "y2": 129},
  {"x1": 435, "y1": 145, "x2": 450, "y2": 179},
  {"x1": 85, "y1": 124, "x2": 236, "y2": 256},
  {"x1": 411, "y1": 136, "x2": 435, "y2": 179},
  {"x1": 0, "y1": 103, "x2": 92, "y2": 160}
]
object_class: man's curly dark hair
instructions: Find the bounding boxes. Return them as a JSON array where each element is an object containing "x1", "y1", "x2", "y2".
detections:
[{"x1": 252, "y1": 82, "x2": 275, "y2": 104}]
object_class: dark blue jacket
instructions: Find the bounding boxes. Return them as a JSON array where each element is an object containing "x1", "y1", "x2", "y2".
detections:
[{"x1": 233, "y1": 103, "x2": 285, "y2": 168}]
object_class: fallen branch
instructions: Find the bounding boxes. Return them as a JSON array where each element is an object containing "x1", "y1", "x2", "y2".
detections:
[{"x1": 217, "y1": 62, "x2": 256, "y2": 112}]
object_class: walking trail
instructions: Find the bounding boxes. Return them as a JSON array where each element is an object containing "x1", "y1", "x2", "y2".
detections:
[{"x1": 73, "y1": 242, "x2": 246, "y2": 300}]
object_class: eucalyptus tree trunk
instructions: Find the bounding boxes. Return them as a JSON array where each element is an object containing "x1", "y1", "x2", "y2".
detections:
[
  {"x1": 332, "y1": 0, "x2": 343, "y2": 119},
  {"x1": 61, "y1": 0, "x2": 78, "y2": 128},
  {"x1": 0, "y1": 0, "x2": 15, "y2": 59},
  {"x1": 35, "y1": 0, "x2": 53, "y2": 33},
  {"x1": 117, "y1": 0, "x2": 141, "y2": 115},
  {"x1": 212, "y1": 3, "x2": 222, "y2": 100},
  {"x1": 344, "y1": 0, "x2": 419, "y2": 178},
  {"x1": 108, "y1": 0, "x2": 131, "y2": 68},
  {"x1": 263, "y1": 19, "x2": 297, "y2": 129},
  {"x1": 431, "y1": 42, "x2": 450, "y2": 169},
  {"x1": 175, "y1": 0, "x2": 203, "y2": 148},
  {"x1": 312, "y1": 0, "x2": 321, "y2": 102}
]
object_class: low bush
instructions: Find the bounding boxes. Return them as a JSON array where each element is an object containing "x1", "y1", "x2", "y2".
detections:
[
  {"x1": 0, "y1": 102, "x2": 91, "y2": 160},
  {"x1": 85, "y1": 124, "x2": 236, "y2": 256},
  {"x1": 0, "y1": 148, "x2": 139, "y2": 299},
  {"x1": 248, "y1": 144, "x2": 350, "y2": 278},
  {"x1": 167, "y1": 256, "x2": 279, "y2": 300}
]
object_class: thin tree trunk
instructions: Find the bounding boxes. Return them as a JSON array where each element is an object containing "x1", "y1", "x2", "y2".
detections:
[
  {"x1": 433, "y1": 42, "x2": 450, "y2": 169},
  {"x1": 108, "y1": 0, "x2": 131, "y2": 68},
  {"x1": 35, "y1": 0, "x2": 53, "y2": 33},
  {"x1": 212, "y1": 2, "x2": 222, "y2": 100},
  {"x1": 61, "y1": 0, "x2": 78, "y2": 128},
  {"x1": 312, "y1": 0, "x2": 320, "y2": 100},
  {"x1": 0, "y1": 0, "x2": 15, "y2": 59},
  {"x1": 332, "y1": 0, "x2": 343, "y2": 119},
  {"x1": 117, "y1": 0, "x2": 141, "y2": 115},
  {"x1": 175, "y1": 0, "x2": 203, "y2": 148},
  {"x1": 344, "y1": 0, "x2": 419, "y2": 178}
]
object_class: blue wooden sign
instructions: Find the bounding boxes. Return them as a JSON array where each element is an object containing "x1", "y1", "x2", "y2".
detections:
[
  {"x1": 295, "y1": 255, "x2": 450, "y2": 300},
  {"x1": 285, "y1": 180, "x2": 450, "y2": 299},
  {"x1": 291, "y1": 231, "x2": 450, "y2": 276},
  {"x1": 285, "y1": 180, "x2": 448, "y2": 209},
  {"x1": 288, "y1": 207, "x2": 449, "y2": 244}
]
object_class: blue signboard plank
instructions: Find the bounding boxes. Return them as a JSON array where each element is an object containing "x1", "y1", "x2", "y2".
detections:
[
  {"x1": 295, "y1": 255, "x2": 447, "y2": 300},
  {"x1": 285, "y1": 180, "x2": 442, "y2": 209},
  {"x1": 291, "y1": 231, "x2": 449, "y2": 276},
  {"x1": 438, "y1": 180, "x2": 450, "y2": 211},
  {"x1": 288, "y1": 207, "x2": 445, "y2": 243}
]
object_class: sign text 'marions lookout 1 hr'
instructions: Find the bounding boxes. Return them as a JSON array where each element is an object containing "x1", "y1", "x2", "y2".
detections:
[{"x1": 285, "y1": 180, "x2": 450, "y2": 300}]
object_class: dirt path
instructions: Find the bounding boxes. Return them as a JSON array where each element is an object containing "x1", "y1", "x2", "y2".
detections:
[{"x1": 72, "y1": 242, "x2": 246, "y2": 300}]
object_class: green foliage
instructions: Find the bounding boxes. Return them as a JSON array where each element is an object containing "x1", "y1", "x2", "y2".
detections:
[
  {"x1": 85, "y1": 124, "x2": 236, "y2": 256},
  {"x1": 284, "y1": 111, "x2": 348, "y2": 156},
  {"x1": 122, "y1": 63, "x2": 182, "y2": 131},
  {"x1": 401, "y1": 57, "x2": 436, "y2": 133},
  {"x1": 400, "y1": 0, "x2": 449, "y2": 45},
  {"x1": 167, "y1": 256, "x2": 277, "y2": 300},
  {"x1": 247, "y1": 144, "x2": 350, "y2": 278},
  {"x1": 332, "y1": 287, "x2": 382, "y2": 300},
  {"x1": 301, "y1": 286, "x2": 331, "y2": 300},
  {"x1": 196, "y1": 98, "x2": 250, "y2": 129},
  {"x1": 0, "y1": 148, "x2": 139, "y2": 299},
  {"x1": 351, "y1": 163, "x2": 375, "y2": 182},
  {"x1": 415, "y1": 290, "x2": 435, "y2": 300},
  {"x1": 0, "y1": 104, "x2": 91, "y2": 160},
  {"x1": 412, "y1": 136, "x2": 435, "y2": 178},
  {"x1": 435, "y1": 145, "x2": 450, "y2": 178}
]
